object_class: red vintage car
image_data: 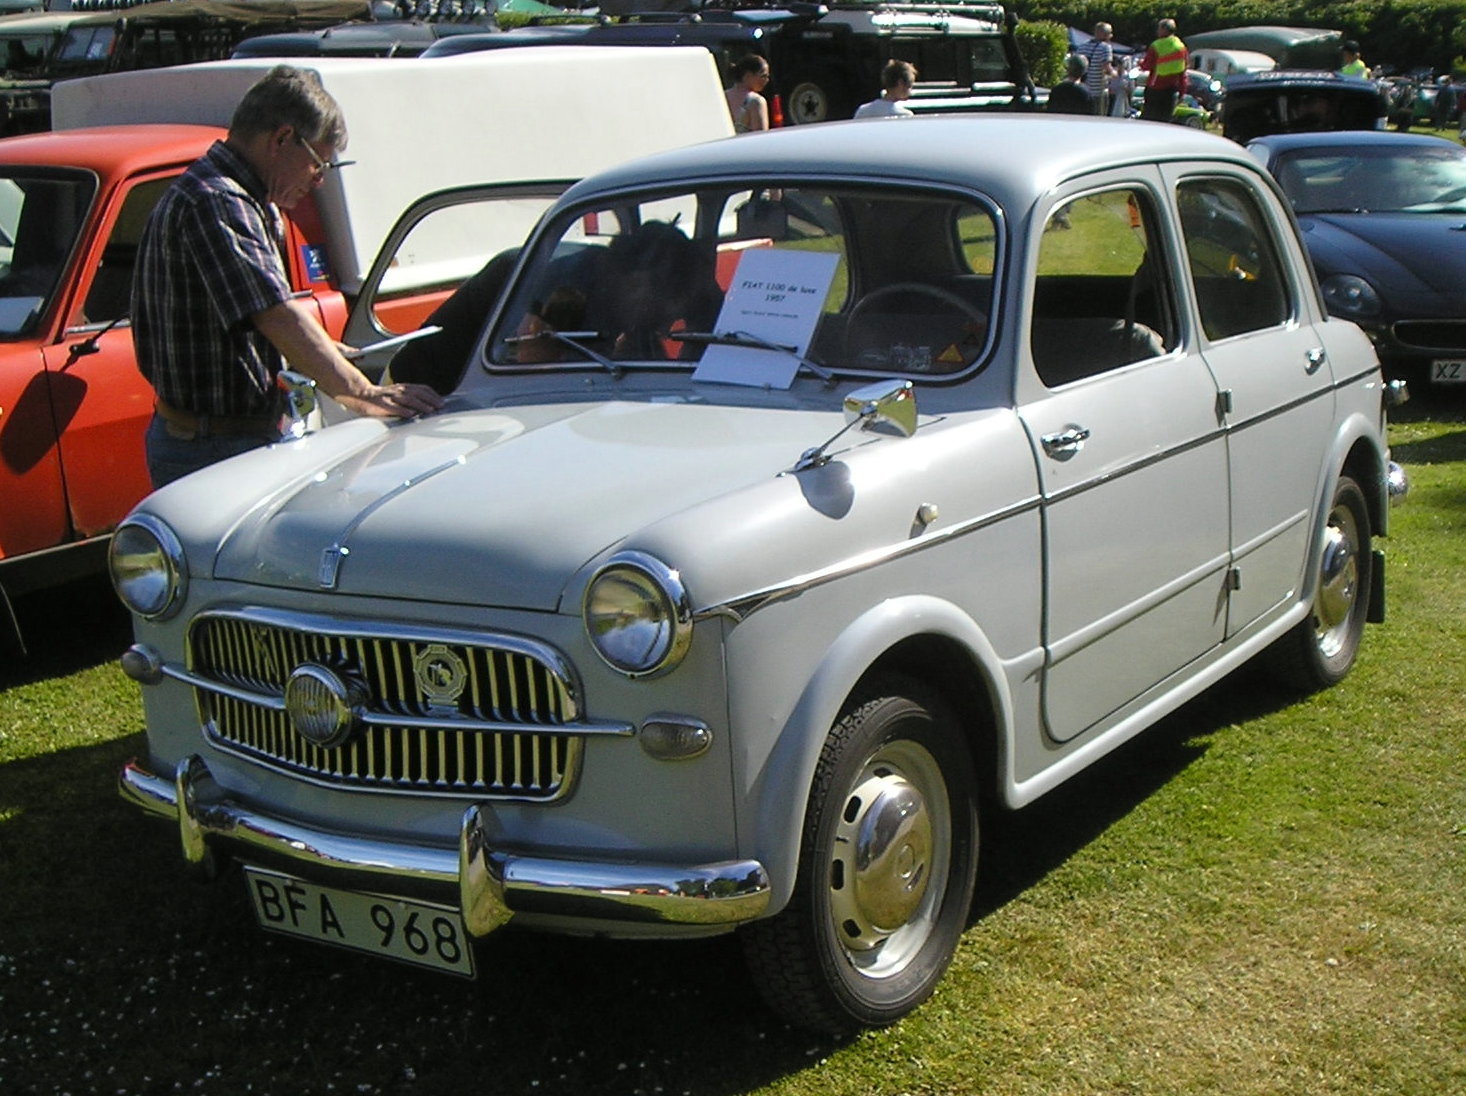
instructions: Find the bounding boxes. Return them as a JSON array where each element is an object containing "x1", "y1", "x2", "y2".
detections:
[{"x1": 0, "y1": 124, "x2": 348, "y2": 646}]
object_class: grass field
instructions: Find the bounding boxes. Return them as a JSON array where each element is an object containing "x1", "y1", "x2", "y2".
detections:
[{"x1": 0, "y1": 397, "x2": 1461, "y2": 1096}]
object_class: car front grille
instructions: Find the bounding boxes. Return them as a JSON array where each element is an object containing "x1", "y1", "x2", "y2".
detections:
[
  {"x1": 1391, "y1": 320, "x2": 1466, "y2": 353},
  {"x1": 186, "y1": 610, "x2": 598, "y2": 800}
]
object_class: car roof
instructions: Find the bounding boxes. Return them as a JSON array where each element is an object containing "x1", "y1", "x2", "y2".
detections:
[
  {"x1": 1248, "y1": 130, "x2": 1466, "y2": 154},
  {"x1": 1225, "y1": 69, "x2": 1379, "y2": 94},
  {"x1": 0, "y1": 124, "x2": 220, "y2": 173},
  {"x1": 561, "y1": 114, "x2": 1258, "y2": 209}
]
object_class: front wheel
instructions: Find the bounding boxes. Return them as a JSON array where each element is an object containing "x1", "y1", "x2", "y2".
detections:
[
  {"x1": 741, "y1": 680, "x2": 978, "y2": 1033},
  {"x1": 1269, "y1": 475, "x2": 1373, "y2": 691}
]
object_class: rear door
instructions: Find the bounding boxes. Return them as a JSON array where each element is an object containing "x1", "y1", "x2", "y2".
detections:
[{"x1": 1166, "y1": 167, "x2": 1338, "y2": 636}]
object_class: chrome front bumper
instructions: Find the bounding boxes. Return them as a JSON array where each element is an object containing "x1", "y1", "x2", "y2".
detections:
[{"x1": 120, "y1": 756, "x2": 770, "y2": 938}]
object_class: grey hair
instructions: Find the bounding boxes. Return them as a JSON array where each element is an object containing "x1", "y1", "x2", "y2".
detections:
[{"x1": 229, "y1": 65, "x2": 347, "y2": 149}]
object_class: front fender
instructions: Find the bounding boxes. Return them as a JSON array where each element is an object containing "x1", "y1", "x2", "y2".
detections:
[{"x1": 738, "y1": 594, "x2": 1022, "y2": 915}]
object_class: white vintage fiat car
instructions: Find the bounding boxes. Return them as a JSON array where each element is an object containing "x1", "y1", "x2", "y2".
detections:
[{"x1": 113, "y1": 116, "x2": 1398, "y2": 1034}]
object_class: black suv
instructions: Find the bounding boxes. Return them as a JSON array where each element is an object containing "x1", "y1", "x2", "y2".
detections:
[{"x1": 424, "y1": 0, "x2": 1038, "y2": 124}]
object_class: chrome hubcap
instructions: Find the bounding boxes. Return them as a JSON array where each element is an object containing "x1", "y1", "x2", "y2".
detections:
[
  {"x1": 827, "y1": 741, "x2": 949, "y2": 978},
  {"x1": 1314, "y1": 506, "x2": 1360, "y2": 658}
]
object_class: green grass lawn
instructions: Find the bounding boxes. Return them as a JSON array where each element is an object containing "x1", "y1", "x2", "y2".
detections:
[{"x1": 1, "y1": 400, "x2": 1461, "y2": 1096}]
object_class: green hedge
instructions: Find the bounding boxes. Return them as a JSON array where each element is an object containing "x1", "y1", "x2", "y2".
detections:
[
  {"x1": 1014, "y1": 19, "x2": 1069, "y2": 87},
  {"x1": 1012, "y1": 1, "x2": 1466, "y2": 76}
]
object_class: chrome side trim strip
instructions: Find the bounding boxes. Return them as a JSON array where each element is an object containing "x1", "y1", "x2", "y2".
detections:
[
  {"x1": 698, "y1": 494, "x2": 1041, "y2": 623},
  {"x1": 119, "y1": 758, "x2": 771, "y2": 937}
]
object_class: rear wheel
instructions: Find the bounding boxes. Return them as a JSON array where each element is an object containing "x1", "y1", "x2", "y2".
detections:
[
  {"x1": 1269, "y1": 475, "x2": 1372, "y2": 690},
  {"x1": 742, "y1": 680, "x2": 978, "y2": 1033}
]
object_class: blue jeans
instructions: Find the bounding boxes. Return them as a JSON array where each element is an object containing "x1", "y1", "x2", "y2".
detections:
[{"x1": 145, "y1": 414, "x2": 275, "y2": 489}]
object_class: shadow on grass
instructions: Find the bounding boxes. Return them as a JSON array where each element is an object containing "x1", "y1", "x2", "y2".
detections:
[
  {"x1": 0, "y1": 573, "x2": 132, "y2": 690},
  {"x1": 974, "y1": 664, "x2": 1302, "y2": 917},
  {"x1": 0, "y1": 664, "x2": 1313, "y2": 1096}
]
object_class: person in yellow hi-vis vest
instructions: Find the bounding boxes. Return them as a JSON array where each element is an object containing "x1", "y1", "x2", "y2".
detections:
[
  {"x1": 1140, "y1": 18, "x2": 1188, "y2": 123},
  {"x1": 1339, "y1": 40, "x2": 1368, "y2": 77}
]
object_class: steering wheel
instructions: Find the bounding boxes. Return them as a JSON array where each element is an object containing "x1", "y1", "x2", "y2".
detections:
[{"x1": 844, "y1": 282, "x2": 988, "y2": 368}]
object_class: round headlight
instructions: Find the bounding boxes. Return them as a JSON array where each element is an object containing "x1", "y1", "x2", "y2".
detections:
[
  {"x1": 583, "y1": 552, "x2": 692, "y2": 678},
  {"x1": 109, "y1": 515, "x2": 187, "y2": 620},
  {"x1": 1320, "y1": 274, "x2": 1382, "y2": 320}
]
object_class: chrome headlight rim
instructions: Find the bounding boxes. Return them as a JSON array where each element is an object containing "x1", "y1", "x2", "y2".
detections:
[
  {"x1": 582, "y1": 550, "x2": 693, "y2": 679},
  {"x1": 108, "y1": 513, "x2": 187, "y2": 621}
]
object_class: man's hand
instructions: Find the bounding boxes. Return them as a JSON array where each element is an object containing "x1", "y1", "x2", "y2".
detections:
[
  {"x1": 337, "y1": 381, "x2": 443, "y2": 419},
  {"x1": 254, "y1": 300, "x2": 444, "y2": 420}
]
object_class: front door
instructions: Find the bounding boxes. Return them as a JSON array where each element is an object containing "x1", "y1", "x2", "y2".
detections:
[{"x1": 1018, "y1": 181, "x2": 1230, "y2": 742}]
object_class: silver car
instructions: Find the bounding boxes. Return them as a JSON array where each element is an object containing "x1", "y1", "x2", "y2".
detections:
[{"x1": 112, "y1": 115, "x2": 1397, "y2": 1034}]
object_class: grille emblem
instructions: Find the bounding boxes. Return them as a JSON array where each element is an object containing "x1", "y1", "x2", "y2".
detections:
[
  {"x1": 413, "y1": 644, "x2": 467, "y2": 709},
  {"x1": 284, "y1": 663, "x2": 365, "y2": 748},
  {"x1": 250, "y1": 628, "x2": 280, "y2": 682}
]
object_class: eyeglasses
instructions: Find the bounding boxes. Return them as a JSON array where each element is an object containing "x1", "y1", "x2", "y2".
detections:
[{"x1": 297, "y1": 136, "x2": 356, "y2": 176}]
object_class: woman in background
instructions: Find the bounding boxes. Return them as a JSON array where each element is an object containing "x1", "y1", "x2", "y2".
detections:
[{"x1": 725, "y1": 54, "x2": 771, "y2": 133}]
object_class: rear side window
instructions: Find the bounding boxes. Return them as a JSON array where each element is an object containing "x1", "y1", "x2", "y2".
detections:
[{"x1": 1177, "y1": 178, "x2": 1291, "y2": 341}]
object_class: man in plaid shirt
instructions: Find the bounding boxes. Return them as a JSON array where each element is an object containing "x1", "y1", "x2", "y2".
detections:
[{"x1": 132, "y1": 65, "x2": 441, "y2": 488}]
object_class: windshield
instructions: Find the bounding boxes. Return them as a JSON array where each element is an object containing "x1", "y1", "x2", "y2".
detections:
[
  {"x1": 487, "y1": 183, "x2": 998, "y2": 383},
  {"x1": 0, "y1": 171, "x2": 95, "y2": 337},
  {"x1": 0, "y1": 33, "x2": 57, "y2": 78},
  {"x1": 1274, "y1": 143, "x2": 1466, "y2": 213}
]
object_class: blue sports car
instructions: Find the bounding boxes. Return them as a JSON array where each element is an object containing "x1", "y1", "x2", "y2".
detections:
[{"x1": 1248, "y1": 130, "x2": 1466, "y2": 387}]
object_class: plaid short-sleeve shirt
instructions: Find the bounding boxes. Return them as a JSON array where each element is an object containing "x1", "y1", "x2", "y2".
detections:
[{"x1": 131, "y1": 140, "x2": 295, "y2": 417}]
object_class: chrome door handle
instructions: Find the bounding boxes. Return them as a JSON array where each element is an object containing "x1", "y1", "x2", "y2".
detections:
[
  {"x1": 1041, "y1": 424, "x2": 1091, "y2": 459},
  {"x1": 1306, "y1": 347, "x2": 1327, "y2": 374}
]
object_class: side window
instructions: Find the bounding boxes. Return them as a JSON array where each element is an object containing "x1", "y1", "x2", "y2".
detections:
[
  {"x1": 1030, "y1": 187, "x2": 1175, "y2": 388},
  {"x1": 1177, "y1": 178, "x2": 1291, "y2": 341},
  {"x1": 80, "y1": 176, "x2": 173, "y2": 326}
]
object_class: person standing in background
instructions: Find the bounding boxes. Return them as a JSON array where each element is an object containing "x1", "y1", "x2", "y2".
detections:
[
  {"x1": 1338, "y1": 40, "x2": 1368, "y2": 77},
  {"x1": 1140, "y1": 18, "x2": 1187, "y2": 123},
  {"x1": 1046, "y1": 55, "x2": 1094, "y2": 115},
  {"x1": 854, "y1": 60, "x2": 918, "y2": 119},
  {"x1": 725, "y1": 55, "x2": 772, "y2": 133},
  {"x1": 1077, "y1": 23, "x2": 1115, "y2": 115}
]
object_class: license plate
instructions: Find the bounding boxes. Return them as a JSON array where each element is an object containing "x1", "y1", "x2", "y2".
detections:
[
  {"x1": 243, "y1": 867, "x2": 475, "y2": 978},
  {"x1": 1431, "y1": 359, "x2": 1466, "y2": 384}
]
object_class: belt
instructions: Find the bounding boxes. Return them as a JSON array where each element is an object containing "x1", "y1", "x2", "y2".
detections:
[{"x1": 154, "y1": 399, "x2": 278, "y2": 440}]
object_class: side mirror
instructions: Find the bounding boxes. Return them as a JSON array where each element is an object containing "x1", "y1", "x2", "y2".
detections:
[
  {"x1": 795, "y1": 380, "x2": 917, "y2": 472},
  {"x1": 844, "y1": 378, "x2": 917, "y2": 437}
]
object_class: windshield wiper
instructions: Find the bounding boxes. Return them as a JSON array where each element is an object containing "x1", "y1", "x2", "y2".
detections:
[
  {"x1": 674, "y1": 330, "x2": 834, "y2": 384},
  {"x1": 502, "y1": 329, "x2": 622, "y2": 377}
]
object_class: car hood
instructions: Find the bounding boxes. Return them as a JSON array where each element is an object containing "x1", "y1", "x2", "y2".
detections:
[
  {"x1": 1300, "y1": 212, "x2": 1466, "y2": 303},
  {"x1": 212, "y1": 399, "x2": 836, "y2": 610}
]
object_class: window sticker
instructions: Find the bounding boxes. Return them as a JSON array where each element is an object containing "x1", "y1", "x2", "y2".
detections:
[{"x1": 693, "y1": 249, "x2": 840, "y2": 389}]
